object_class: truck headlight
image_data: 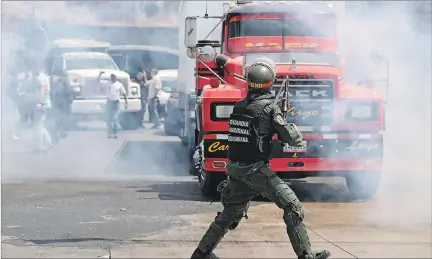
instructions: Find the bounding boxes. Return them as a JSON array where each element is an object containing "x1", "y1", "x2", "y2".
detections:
[
  {"x1": 351, "y1": 105, "x2": 371, "y2": 118},
  {"x1": 72, "y1": 86, "x2": 81, "y2": 93},
  {"x1": 346, "y1": 103, "x2": 378, "y2": 121},
  {"x1": 131, "y1": 86, "x2": 138, "y2": 95},
  {"x1": 69, "y1": 78, "x2": 80, "y2": 86},
  {"x1": 214, "y1": 105, "x2": 234, "y2": 119}
]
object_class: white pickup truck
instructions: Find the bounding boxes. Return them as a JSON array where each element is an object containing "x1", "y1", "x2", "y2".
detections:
[{"x1": 50, "y1": 51, "x2": 142, "y2": 130}]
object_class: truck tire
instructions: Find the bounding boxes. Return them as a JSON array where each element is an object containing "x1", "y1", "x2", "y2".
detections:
[
  {"x1": 119, "y1": 112, "x2": 141, "y2": 130},
  {"x1": 180, "y1": 137, "x2": 188, "y2": 146},
  {"x1": 199, "y1": 170, "x2": 226, "y2": 199},
  {"x1": 189, "y1": 164, "x2": 199, "y2": 176},
  {"x1": 345, "y1": 171, "x2": 381, "y2": 200},
  {"x1": 164, "y1": 122, "x2": 177, "y2": 136},
  {"x1": 187, "y1": 123, "x2": 195, "y2": 162}
]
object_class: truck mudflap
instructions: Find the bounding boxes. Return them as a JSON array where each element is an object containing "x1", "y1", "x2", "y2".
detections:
[{"x1": 202, "y1": 133, "x2": 383, "y2": 173}]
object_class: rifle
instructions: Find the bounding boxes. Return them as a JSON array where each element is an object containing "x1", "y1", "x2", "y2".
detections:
[
  {"x1": 274, "y1": 58, "x2": 295, "y2": 119},
  {"x1": 281, "y1": 74, "x2": 290, "y2": 120}
]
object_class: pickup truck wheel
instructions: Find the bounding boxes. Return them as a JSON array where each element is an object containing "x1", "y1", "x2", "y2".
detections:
[
  {"x1": 345, "y1": 171, "x2": 382, "y2": 200},
  {"x1": 119, "y1": 112, "x2": 141, "y2": 130},
  {"x1": 198, "y1": 170, "x2": 225, "y2": 199}
]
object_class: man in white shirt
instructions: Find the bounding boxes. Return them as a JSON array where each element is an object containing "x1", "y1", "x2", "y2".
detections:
[
  {"x1": 144, "y1": 68, "x2": 162, "y2": 129},
  {"x1": 32, "y1": 61, "x2": 53, "y2": 152},
  {"x1": 106, "y1": 74, "x2": 128, "y2": 138}
]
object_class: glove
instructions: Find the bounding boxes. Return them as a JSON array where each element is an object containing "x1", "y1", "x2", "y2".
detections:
[
  {"x1": 276, "y1": 97, "x2": 290, "y2": 111},
  {"x1": 294, "y1": 139, "x2": 306, "y2": 148},
  {"x1": 287, "y1": 123, "x2": 303, "y2": 145}
]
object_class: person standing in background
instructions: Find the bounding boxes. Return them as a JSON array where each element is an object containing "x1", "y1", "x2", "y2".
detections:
[
  {"x1": 144, "y1": 68, "x2": 162, "y2": 129},
  {"x1": 7, "y1": 71, "x2": 27, "y2": 140},
  {"x1": 31, "y1": 61, "x2": 53, "y2": 152},
  {"x1": 50, "y1": 77, "x2": 71, "y2": 144},
  {"x1": 106, "y1": 74, "x2": 128, "y2": 139},
  {"x1": 136, "y1": 72, "x2": 148, "y2": 127}
]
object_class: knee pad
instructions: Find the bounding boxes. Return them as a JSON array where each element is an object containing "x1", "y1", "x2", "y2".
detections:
[
  {"x1": 283, "y1": 204, "x2": 305, "y2": 228},
  {"x1": 268, "y1": 177, "x2": 299, "y2": 208}
]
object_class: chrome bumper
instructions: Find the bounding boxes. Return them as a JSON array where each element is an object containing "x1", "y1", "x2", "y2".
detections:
[{"x1": 71, "y1": 99, "x2": 141, "y2": 114}]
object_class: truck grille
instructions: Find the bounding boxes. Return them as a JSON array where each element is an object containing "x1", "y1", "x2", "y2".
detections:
[
  {"x1": 82, "y1": 77, "x2": 104, "y2": 97},
  {"x1": 271, "y1": 79, "x2": 334, "y2": 128},
  {"x1": 119, "y1": 79, "x2": 129, "y2": 93},
  {"x1": 81, "y1": 78, "x2": 129, "y2": 97}
]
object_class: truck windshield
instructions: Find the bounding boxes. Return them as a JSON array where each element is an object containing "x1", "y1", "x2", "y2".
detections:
[
  {"x1": 66, "y1": 57, "x2": 119, "y2": 70},
  {"x1": 109, "y1": 51, "x2": 179, "y2": 79},
  {"x1": 228, "y1": 16, "x2": 336, "y2": 38},
  {"x1": 161, "y1": 78, "x2": 178, "y2": 92},
  {"x1": 244, "y1": 52, "x2": 340, "y2": 67}
]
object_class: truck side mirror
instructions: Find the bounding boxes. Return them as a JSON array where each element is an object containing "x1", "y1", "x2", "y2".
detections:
[
  {"x1": 363, "y1": 50, "x2": 390, "y2": 103},
  {"x1": 185, "y1": 17, "x2": 198, "y2": 48},
  {"x1": 370, "y1": 51, "x2": 388, "y2": 65},
  {"x1": 198, "y1": 45, "x2": 216, "y2": 62},
  {"x1": 187, "y1": 47, "x2": 199, "y2": 59}
]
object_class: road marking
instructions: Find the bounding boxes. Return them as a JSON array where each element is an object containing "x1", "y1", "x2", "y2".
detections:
[{"x1": 4, "y1": 226, "x2": 21, "y2": 229}]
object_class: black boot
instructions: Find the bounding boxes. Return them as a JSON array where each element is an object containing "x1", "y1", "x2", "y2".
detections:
[
  {"x1": 190, "y1": 248, "x2": 220, "y2": 259},
  {"x1": 299, "y1": 250, "x2": 331, "y2": 259}
]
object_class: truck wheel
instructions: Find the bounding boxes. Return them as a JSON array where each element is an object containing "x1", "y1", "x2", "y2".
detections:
[
  {"x1": 119, "y1": 112, "x2": 141, "y2": 130},
  {"x1": 180, "y1": 137, "x2": 188, "y2": 146},
  {"x1": 189, "y1": 164, "x2": 199, "y2": 176},
  {"x1": 187, "y1": 123, "x2": 195, "y2": 162},
  {"x1": 199, "y1": 170, "x2": 226, "y2": 199},
  {"x1": 345, "y1": 171, "x2": 382, "y2": 200},
  {"x1": 164, "y1": 122, "x2": 177, "y2": 136}
]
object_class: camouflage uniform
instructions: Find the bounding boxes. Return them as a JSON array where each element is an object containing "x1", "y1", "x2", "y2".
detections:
[{"x1": 191, "y1": 60, "x2": 330, "y2": 259}]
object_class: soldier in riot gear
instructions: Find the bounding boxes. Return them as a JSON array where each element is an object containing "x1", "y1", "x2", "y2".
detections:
[{"x1": 190, "y1": 59, "x2": 331, "y2": 259}]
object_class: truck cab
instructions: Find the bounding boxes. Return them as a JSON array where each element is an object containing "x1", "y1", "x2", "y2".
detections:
[
  {"x1": 180, "y1": 1, "x2": 388, "y2": 200},
  {"x1": 107, "y1": 45, "x2": 179, "y2": 81}
]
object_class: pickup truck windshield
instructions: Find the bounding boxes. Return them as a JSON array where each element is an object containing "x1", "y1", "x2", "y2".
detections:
[{"x1": 66, "y1": 57, "x2": 119, "y2": 70}]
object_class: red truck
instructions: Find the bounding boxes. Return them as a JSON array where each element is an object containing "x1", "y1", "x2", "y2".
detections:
[{"x1": 180, "y1": 1, "x2": 388, "y2": 200}]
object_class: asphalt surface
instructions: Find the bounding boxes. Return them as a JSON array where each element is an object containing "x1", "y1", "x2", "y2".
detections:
[
  {"x1": 1, "y1": 121, "x2": 203, "y2": 244},
  {"x1": 1, "y1": 119, "x2": 431, "y2": 258}
]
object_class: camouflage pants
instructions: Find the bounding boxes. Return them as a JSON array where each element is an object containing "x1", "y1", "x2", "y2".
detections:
[{"x1": 197, "y1": 161, "x2": 312, "y2": 257}]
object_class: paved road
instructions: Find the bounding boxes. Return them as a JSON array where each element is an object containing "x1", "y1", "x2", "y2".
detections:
[{"x1": 1, "y1": 120, "x2": 431, "y2": 258}]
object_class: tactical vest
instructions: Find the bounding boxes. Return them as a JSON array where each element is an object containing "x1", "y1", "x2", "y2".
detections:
[{"x1": 228, "y1": 95, "x2": 274, "y2": 164}]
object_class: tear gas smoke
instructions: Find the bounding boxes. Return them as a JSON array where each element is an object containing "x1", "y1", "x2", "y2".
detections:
[
  {"x1": 339, "y1": 2, "x2": 431, "y2": 230},
  {"x1": 1, "y1": 1, "x2": 183, "y2": 182},
  {"x1": 1, "y1": 1, "x2": 431, "y2": 231}
]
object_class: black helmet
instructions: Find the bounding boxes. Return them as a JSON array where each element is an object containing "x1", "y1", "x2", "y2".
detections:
[{"x1": 246, "y1": 57, "x2": 276, "y2": 92}]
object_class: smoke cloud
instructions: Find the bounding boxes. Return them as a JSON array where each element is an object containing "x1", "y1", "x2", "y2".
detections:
[
  {"x1": 1, "y1": 1, "x2": 182, "y2": 182},
  {"x1": 1, "y1": 1, "x2": 431, "y2": 230},
  {"x1": 339, "y1": 1, "x2": 431, "y2": 229}
]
